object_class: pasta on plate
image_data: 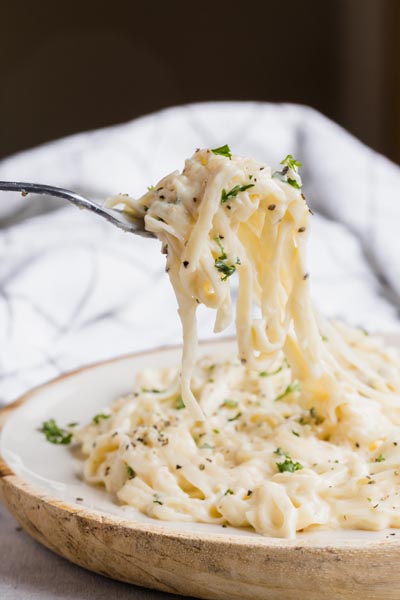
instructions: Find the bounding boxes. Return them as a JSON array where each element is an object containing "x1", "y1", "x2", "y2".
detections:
[{"x1": 73, "y1": 146, "x2": 400, "y2": 538}]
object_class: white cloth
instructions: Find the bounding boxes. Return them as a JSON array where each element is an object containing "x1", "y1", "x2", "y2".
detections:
[
  {"x1": 1, "y1": 101, "x2": 400, "y2": 598},
  {"x1": 1, "y1": 101, "x2": 399, "y2": 405}
]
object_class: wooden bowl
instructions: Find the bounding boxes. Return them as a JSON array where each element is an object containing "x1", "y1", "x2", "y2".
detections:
[{"x1": 1, "y1": 340, "x2": 400, "y2": 600}]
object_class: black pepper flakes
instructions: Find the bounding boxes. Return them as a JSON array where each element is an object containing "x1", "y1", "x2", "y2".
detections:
[
  {"x1": 268, "y1": 204, "x2": 276, "y2": 211},
  {"x1": 183, "y1": 261, "x2": 189, "y2": 268}
]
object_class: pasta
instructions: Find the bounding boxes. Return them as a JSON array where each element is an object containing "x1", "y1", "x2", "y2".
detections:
[{"x1": 74, "y1": 147, "x2": 400, "y2": 538}]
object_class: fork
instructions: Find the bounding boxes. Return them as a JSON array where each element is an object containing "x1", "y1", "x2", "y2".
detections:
[{"x1": 0, "y1": 181, "x2": 154, "y2": 238}]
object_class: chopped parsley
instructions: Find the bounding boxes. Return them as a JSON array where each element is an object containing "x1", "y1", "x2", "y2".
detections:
[
  {"x1": 375, "y1": 454, "x2": 386, "y2": 463},
  {"x1": 67, "y1": 422, "x2": 79, "y2": 428},
  {"x1": 310, "y1": 407, "x2": 324, "y2": 424},
  {"x1": 213, "y1": 428, "x2": 220, "y2": 434},
  {"x1": 227, "y1": 411, "x2": 242, "y2": 422},
  {"x1": 211, "y1": 144, "x2": 232, "y2": 159},
  {"x1": 175, "y1": 395, "x2": 185, "y2": 409},
  {"x1": 222, "y1": 399, "x2": 238, "y2": 408},
  {"x1": 147, "y1": 185, "x2": 155, "y2": 191},
  {"x1": 299, "y1": 406, "x2": 325, "y2": 426},
  {"x1": 126, "y1": 465, "x2": 136, "y2": 479},
  {"x1": 276, "y1": 456, "x2": 304, "y2": 473},
  {"x1": 272, "y1": 154, "x2": 302, "y2": 189},
  {"x1": 280, "y1": 154, "x2": 302, "y2": 170},
  {"x1": 292, "y1": 430, "x2": 300, "y2": 437},
  {"x1": 224, "y1": 488, "x2": 234, "y2": 496},
  {"x1": 259, "y1": 366, "x2": 283, "y2": 378},
  {"x1": 153, "y1": 494, "x2": 163, "y2": 505},
  {"x1": 214, "y1": 237, "x2": 237, "y2": 281},
  {"x1": 274, "y1": 381, "x2": 300, "y2": 401},
  {"x1": 141, "y1": 388, "x2": 165, "y2": 394},
  {"x1": 199, "y1": 464, "x2": 205, "y2": 471},
  {"x1": 221, "y1": 183, "x2": 254, "y2": 204},
  {"x1": 274, "y1": 447, "x2": 289, "y2": 457},
  {"x1": 40, "y1": 419, "x2": 73, "y2": 445},
  {"x1": 93, "y1": 413, "x2": 111, "y2": 425}
]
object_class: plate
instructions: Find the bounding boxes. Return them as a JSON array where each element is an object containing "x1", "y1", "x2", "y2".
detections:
[{"x1": 1, "y1": 338, "x2": 400, "y2": 600}]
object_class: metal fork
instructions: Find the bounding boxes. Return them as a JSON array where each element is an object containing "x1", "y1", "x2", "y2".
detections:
[{"x1": 0, "y1": 181, "x2": 154, "y2": 238}]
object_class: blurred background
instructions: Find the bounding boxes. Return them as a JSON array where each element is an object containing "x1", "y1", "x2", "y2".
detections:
[{"x1": 1, "y1": 0, "x2": 399, "y2": 164}]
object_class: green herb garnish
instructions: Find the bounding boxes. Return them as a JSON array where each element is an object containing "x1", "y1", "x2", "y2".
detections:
[
  {"x1": 175, "y1": 395, "x2": 185, "y2": 409},
  {"x1": 276, "y1": 457, "x2": 303, "y2": 473},
  {"x1": 40, "y1": 419, "x2": 73, "y2": 445},
  {"x1": 259, "y1": 366, "x2": 283, "y2": 378},
  {"x1": 147, "y1": 185, "x2": 155, "y2": 191},
  {"x1": 224, "y1": 488, "x2": 234, "y2": 495},
  {"x1": 221, "y1": 183, "x2": 254, "y2": 204},
  {"x1": 274, "y1": 381, "x2": 300, "y2": 401},
  {"x1": 280, "y1": 154, "x2": 302, "y2": 170},
  {"x1": 211, "y1": 144, "x2": 232, "y2": 159},
  {"x1": 214, "y1": 236, "x2": 237, "y2": 281},
  {"x1": 223, "y1": 399, "x2": 238, "y2": 408},
  {"x1": 274, "y1": 447, "x2": 289, "y2": 457},
  {"x1": 292, "y1": 430, "x2": 300, "y2": 437},
  {"x1": 299, "y1": 406, "x2": 325, "y2": 426},
  {"x1": 153, "y1": 494, "x2": 163, "y2": 505},
  {"x1": 272, "y1": 154, "x2": 302, "y2": 189},
  {"x1": 215, "y1": 258, "x2": 236, "y2": 280},
  {"x1": 141, "y1": 388, "x2": 165, "y2": 394},
  {"x1": 93, "y1": 413, "x2": 111, "y2": 425},
  {"x1": 375, "y1": 454, "x2": 386, "y2": 463},
  {"x1": 310, "y1": 407, "x2": 324, "y2": 424},
  {"x1": 227, "y1": 411, "x2": 242, "y2": 422},
  {"x1": 127, "y1": 465, "x2": 136, "y2": 479}
]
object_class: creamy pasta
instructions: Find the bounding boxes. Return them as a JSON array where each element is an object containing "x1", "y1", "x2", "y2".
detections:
[{"x1": 74, "y1": 147, "x2": 400, "y2": 538}]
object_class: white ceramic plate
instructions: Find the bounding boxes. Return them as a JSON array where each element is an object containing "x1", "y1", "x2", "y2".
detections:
[{"x1": 1, "y1": 337, "x2": 400, "y2": 600}]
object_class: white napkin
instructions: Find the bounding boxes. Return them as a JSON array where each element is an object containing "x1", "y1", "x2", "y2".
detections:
[{"x1": 1, "y1": 101, "x2": 399, "y2": 405}]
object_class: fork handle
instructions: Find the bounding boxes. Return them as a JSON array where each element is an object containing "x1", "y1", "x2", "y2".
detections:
[
  {"x1": 0, "y1": 181, "x2": 153, "y2": 237},
  {"x1": 0, "y1": 181, "x2": 100, "y2": 211}
]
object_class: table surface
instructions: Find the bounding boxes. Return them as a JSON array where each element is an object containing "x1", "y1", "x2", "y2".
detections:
[{"x1": 1, "y1": 505, "x2": 190, "y2": 600}]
